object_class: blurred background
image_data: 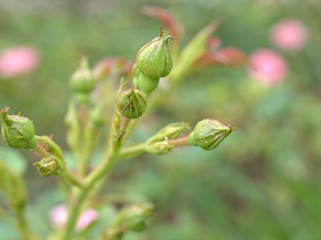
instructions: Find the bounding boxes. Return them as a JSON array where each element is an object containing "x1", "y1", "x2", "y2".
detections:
[{"x1": 1, "y1": 0, "x2": 321, "y2": 239}]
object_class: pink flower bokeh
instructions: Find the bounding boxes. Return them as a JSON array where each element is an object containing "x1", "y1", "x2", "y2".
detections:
[
  {"x1": 49, "y1": 204, "x2": 99, "y2": 231},
  {"x1": 49, "y1": 204, "x2": 68, "y2": 228},
  {"x1": 76, "y1": 209, "x2": 100, "y2": 231},
  {"x1": 0, "y1": 46, "x2": 40, "y2": 79},
  {"x1": 248, "y1": 49, "x2": 288, "y2": 86},
  {"x1": 270, "y1": 19, "x2": 308, "y2": 52}
]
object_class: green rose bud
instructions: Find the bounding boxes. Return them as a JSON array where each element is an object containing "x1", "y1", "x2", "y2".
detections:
[
  {"x1": 188, "y1": 119, "x2": 233, "y2": 151},
  {"x1": 116, "y1": 203, "x2": 154, "y2": 232},
  {"x1": 136, "y1": 29, "x2": 173, "y2": 79},
  {"x1": 116, "y1": 88, "x2": 147, "y2": 119},
  {"x1": 33, "y1": 156, "x2": 62, "y2": 176},
  {"x1": 70, "y1": 57, "x2": 95, "y2": 94},
  {"x1": 102, "y1": 228, "x2": 124, "y2": 240},
  {"x1": 1, "y1": 107, "x2": 36, "y2": 149},
  {"x1": 147, "y1": 122, "x2": 189, "y2": 143}
]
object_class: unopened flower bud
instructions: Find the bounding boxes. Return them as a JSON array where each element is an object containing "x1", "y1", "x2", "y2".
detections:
[
  {"x1": 70, "y1": 57, "x2": 95, "y2": 94},
  {"x1": 34, "y1": 156, "x2": 60, "y2": 176},
  {"x1": 1, "y1": 107, "x2": 36, "y2": 149},
  {"x1": 147, "y1": 122, "x2": 189, "y2": 143},
  {"x1": 116, "y1": 203, "x2": 154, "y2": 232},
  {"x1": 102, "y1": 228, "x2": 124, "y2": 240},
  {"x1": 116, "y1": 88, "x2": 147, "y2": 119},
  {"x1": 189, "y1": 119, "x2": 233, "y2": 151},
  {"x1": 136, "y1": 29, "x2": 173, "y2": 79}
]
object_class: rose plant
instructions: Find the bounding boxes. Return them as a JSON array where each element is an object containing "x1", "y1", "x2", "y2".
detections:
[{"x1": 0, "y1": 7, "x2": 247, "y2": 240}]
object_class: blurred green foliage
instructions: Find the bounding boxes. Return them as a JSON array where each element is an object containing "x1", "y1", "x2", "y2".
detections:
[{"x1": 1, "y1": 0, "x2": 321, "y2": 239}]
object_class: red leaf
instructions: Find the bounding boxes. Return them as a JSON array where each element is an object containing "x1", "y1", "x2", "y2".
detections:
[{"x1": 141, "y1": 6, "x2": 184, "y2": 42}]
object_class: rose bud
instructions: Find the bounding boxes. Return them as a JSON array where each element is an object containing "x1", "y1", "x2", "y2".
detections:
[
  {"x1": 188, "y1": 119, "x2": 233, "y2": 151},
  {"x1": 115, "y1": 203, "x2": 154, "y2": 232},
  {"x1": 136, "y1": 29, "x2": 173, "y2": 79},
  {"x1": 34, "y1": 156, "x2": 61, "y2": 176},
  {"x1": 70, "y1": 57, "x2": 95, "y2": 94},
  {"x1": 116, "y1": 88, "x2": 147, "y2": 119},
  {"x1": 1, "y1": 107, "x2": 36, "y2": 149}
]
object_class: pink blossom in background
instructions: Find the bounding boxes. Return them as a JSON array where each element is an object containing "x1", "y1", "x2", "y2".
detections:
[
  {"x1": 248, "y1": 49, "x2": 288, "y2": 86},
  {"x1": 270, "y1": 19, "x2": 308, "y2": 52},
  {"x1": 0, "y1": 46, "x2": 40, "y2": 79},
  {"x1": 49, "y1": 204, "x2": 68, "y2": 228},
  {"x1": 49, "y1": 205, "x2": 99, "y2": 231},
  {"x1": 76, "y1": 208, "x2": 100, "y2": 231}
]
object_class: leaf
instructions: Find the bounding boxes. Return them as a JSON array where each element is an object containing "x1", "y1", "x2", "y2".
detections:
[
  {"x1": 170, "y1": 20, "x2": 220, "y2": 83},
  {"x1": 141, "y1": 6, "x2": 184, "y2": 42}
]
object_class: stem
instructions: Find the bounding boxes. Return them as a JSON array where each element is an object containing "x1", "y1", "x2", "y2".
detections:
[
  {"x1": 117, "y1": 117, "x2": 131, "y2": 142},
  {"x1": 16, "y1": 209, "x2": 37, "y2": 240},
  {"x1": 60, "y1": 169, "x2": 85, "y2": 189},
  {"x1": 61, "y1": 99, "x2": 129, "y2": 239},
  {"x1": 118, "y1": 143, "x2": 146, "y2": 159},
  {"x1": 121, "y1": 119, "x2": 138, "y2": 143},
  {"x1": 62, "y1": 150, "x2": 118, "y2": 240},
  {"x1": 78, "y1": 104, "x2": 89, "y2": 176}
]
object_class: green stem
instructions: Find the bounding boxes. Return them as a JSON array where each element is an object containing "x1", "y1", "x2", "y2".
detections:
[
  {"x1": 62, "y1": 101, "x2": 125, "y2": 240},
  {"x1": 60, "y1": 169, "x2": 84, "y2": 189},
  {"x1": 62, "y1": 149, "x2": 118, "y2": 240},
  {"x1": 118, "y1": 143, "x2": 146, "y2": 159},
  {"x1": 16, "y1": 209, "x2": 37, "y2": 240},
  {"x1": 117, "y1": 117, "x2": 131, "y2": 142}
]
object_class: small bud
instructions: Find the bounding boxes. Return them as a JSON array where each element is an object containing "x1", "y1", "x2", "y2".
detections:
[
  {"x1": 102, "y1": 228, "x2": 124, "y2": 240},
  {"x1": 189, "y1": 119, "x2": 233, "y2": 151},
  {"x1": 34, "y1": 156, "x2": 60, "y2": 176},
  {"x1": 70, "y1": 57, "x2": 95, "y2": 94},
  {"x1": 1, "y1": 108, "x2": 36, "y2": 149},
  {"x1": 116, "y1": 203, "x2": 154, "y2": 232},
  {"x1": 116, "y1": 88, "x2": 147, "y2": 119},
  {"x1": 136, "y1": 29, "x2": 173, "y2": 79},
  {"x1": 145, "y1": 141, "x2": 174, "y2": 155},
  {"x1": 147, "y1": 122, "x2": 189, "y2": 143}
]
